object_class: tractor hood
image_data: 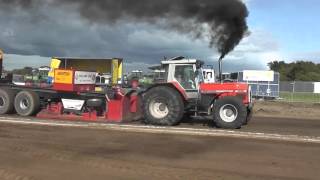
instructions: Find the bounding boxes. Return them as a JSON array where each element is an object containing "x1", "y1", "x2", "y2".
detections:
[{"x1": 200, "y1": 82, "x2": 249, "y2": 94}]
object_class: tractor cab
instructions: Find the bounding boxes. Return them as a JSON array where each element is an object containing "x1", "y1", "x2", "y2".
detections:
[
  {"x1": 162, "y1": 57, "x2": 201, "y2": 81},
  {"x1": 160, "y1": 56, "x2": 205, "y2": 99},
  {"x1": 159, "y1": 56, "x2": 250, "y2": 101}
]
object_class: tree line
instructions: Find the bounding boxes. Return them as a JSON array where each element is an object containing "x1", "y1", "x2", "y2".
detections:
[
  {"x1": 10, "y1": 67, "x2": 34, "y2": 75},
  {"x1": 268, "y1": 61, "x2": 320, "y2": 81}
]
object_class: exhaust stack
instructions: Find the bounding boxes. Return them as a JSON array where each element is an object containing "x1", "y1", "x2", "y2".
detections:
[
  {"x1": 218, "y1": 56, "x2": 223, "y2": 83},
  {"x1": 0, "y1": 49, "x2": 3, "y2": 76}
]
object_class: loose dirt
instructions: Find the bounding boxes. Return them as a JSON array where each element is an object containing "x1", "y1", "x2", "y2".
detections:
[
  {"x1": 0, "y1": 121, "x2": 319, "y2": 180},
  {"x1": 0, "y1": 100, "x2": 319, "y2": 180},
  {"x1": 253, "y1": 101, "x2": 320, "y2": 120}
]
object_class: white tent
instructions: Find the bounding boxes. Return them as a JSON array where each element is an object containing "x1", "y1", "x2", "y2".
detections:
[{"x1": 314, "y1": 82, "x2": 320, "y2": 93}]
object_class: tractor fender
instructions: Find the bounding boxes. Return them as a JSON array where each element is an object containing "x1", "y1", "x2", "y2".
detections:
[{"x1": 213, "y1": 92, "x2": 247, "y2": 104}]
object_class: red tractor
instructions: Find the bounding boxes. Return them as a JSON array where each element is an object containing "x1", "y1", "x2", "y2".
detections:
[{"x1": 142, "y1": 56, "x2": 253, "y2": 129}]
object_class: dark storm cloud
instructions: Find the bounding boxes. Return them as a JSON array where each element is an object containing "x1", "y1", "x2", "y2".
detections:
[
  {"x1": 1, "y1": 0, "x2": 249, "y2": 59},
  {"x1": 0, "y1": 0, "x2": 265, "y2": 71}
]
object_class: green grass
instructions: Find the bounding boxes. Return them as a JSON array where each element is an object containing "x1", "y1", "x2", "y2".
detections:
[{"x1": 279, "y1": 92, "x2": 320, "y2": 103}]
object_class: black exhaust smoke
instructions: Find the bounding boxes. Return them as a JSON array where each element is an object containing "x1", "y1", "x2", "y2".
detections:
[{"x1": 1, "y1": 0, "x2": 249, "y2": 59}]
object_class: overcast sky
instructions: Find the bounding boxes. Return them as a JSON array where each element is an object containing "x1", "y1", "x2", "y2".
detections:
[{"x1": 0, "y1": 0, "x2": 319, "y2": 72}]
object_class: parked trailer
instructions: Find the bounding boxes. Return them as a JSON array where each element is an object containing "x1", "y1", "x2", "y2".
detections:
[
  {"x1": 0, "y1": 69, "x2": 141, "y2": 123},
  {"x1": 0, "y1": 55, "x2": 253, "y2": 129}
]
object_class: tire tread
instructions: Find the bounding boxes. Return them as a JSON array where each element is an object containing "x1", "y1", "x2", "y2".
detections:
[
  {"x1": 0, "y1": 88, "x2": 15, "y2": 114},
  {"x1": 14, "y1": 90, "x2": 40, "y2": 116},
  {"x1": 142, "y1": 86, "x2": 184, "y2": 126},
  {"x1": 213, "y1": 96, "x2": 247, "y2": 129}
]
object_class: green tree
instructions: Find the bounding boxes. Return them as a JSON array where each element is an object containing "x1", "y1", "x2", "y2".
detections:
[
  {"x1": 268, "y1": 61, "x2": 320, "y2": 81},
  {"x1": 11, "y1": 67, "x2": 34, "y2": 75}
]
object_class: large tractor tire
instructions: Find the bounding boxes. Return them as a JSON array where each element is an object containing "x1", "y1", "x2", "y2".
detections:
[
  {"x1": 143, "y1": 86, "x2": 184, "y2": 126},
  {"x1": 0, "y1": 88, "x2": 15, "y2": 115},
  {"x1": 14, "y1": 91, "x2": 40, "y2": 116},
  {"x1": 213, "y1": 96, "x2": 247, "y2": 129}
]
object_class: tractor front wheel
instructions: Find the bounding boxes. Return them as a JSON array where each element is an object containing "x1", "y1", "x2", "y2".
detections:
[
  {"x1": 213, "y1": 97, "x2": 247, "y2": 129},
  {"x1": 143, "y1": 86, "x2": 184, "y2": 126}
]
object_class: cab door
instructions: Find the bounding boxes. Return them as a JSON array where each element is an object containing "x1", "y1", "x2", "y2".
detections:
[{"x1": 170, "y1": 64, "x2": 199, "y2": 99}]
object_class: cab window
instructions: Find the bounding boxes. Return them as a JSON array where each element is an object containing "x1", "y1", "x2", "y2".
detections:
[{"x1": 174, "y1": 65, "x2": 196, "y2": 89}]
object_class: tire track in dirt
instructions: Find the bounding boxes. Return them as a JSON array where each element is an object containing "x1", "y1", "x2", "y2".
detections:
[
  {"x1": 0, "y1": 116, "x2": 319, "y2": 179},
  {"x1": 0, "y1": 142, "x2": 181, "y2": 179},
  {"x1": 0, "y1": 117, "x2": 319, "y2": 144},
  {"x1": 0, "y1": 143, "x2": 75, "y2": 163},
  {"x1": 1, "y1": 143, "x2": 185, "y2": 179},
  {"x1": 0, "y1": 140, "x2": 211, "y2": 179},
  {"x1": 82, "y1": 158, "x2": 202, "y2": 180},
  {"x1": 0, "y1": 169, "x2": 35, "y2": 180}
]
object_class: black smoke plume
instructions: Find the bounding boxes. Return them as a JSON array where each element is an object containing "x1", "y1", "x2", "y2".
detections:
[{"x1": 1, "y1": 0, "x2": 249, "y2": 59}]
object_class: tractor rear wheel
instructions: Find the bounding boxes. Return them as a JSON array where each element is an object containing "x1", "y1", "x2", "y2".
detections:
[
  {"x1": 14, "y1": 91, "x2": 40, "y2": 116},
  {"x1": 143, "y1": 86, "x2": 184, "y2": 126},
  {"x1": 213, "y1": 97, "x2": 247, "y2": 129},
  {"x1": 0, "y1": 88, "x2": 15, "y2": 115}
]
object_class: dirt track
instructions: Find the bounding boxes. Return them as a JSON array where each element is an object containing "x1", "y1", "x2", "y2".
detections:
[
  {"x1": 253, "y1": 101, "x2": 320, "y2": 120},
  {"x1": 0, "y1": 116, "x2": 319, "y2": 180}
]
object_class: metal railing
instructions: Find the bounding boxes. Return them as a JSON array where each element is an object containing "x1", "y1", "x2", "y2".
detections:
[
  {"x1": 277, "y1": 81, "x2": 320, "y2": 103},
  {"x1": 278, "y1": 91, "x2": 320, "y2": 103}
]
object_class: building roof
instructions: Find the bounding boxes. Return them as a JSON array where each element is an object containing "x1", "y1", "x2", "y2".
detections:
[
  {"x1": 161, "y1": 56, "x2": 198, "y2": 65},
  {"x1": 53, "y1": 57, "x2": 123, "y2": 61}
]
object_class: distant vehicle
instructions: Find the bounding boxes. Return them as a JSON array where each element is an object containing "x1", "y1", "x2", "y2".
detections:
[
  {"x1": 130, "y1": 70, "x2": 143, "y2": 80},
  {"x1": 12, "y1": 66, "x2": 50, "y2": 86}
]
